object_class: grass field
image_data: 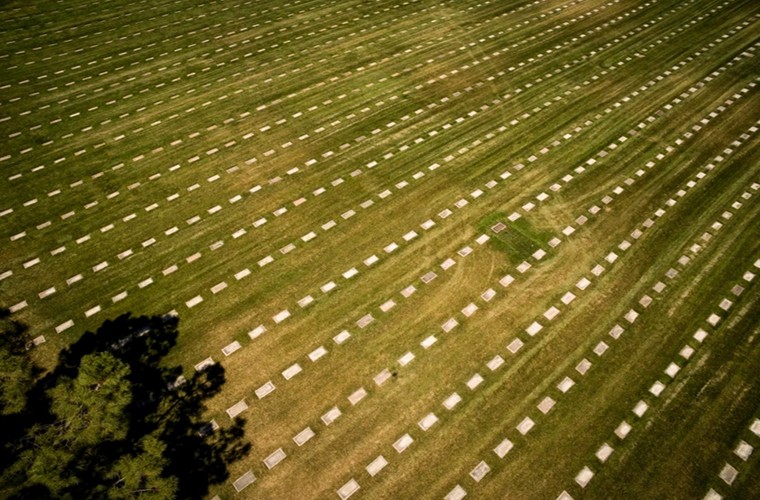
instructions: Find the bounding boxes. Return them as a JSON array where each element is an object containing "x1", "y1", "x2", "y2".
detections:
[{"x1": 1, "y1": 0, "x2": 759, "y2": 497}]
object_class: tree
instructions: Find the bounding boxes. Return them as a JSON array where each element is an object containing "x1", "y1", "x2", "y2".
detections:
[
  {"x1": 109, "y1": 434, "x2": 177, "y2": 499},
  {"x1": 14, "y1": 352, "x2": 133, "y2": 496},
  {"x1": 0, "y1": 309, "x2": 37, "y2": 415},
  {"x1": 50, "y1": 352, "x2": 132, "y2": 446},
  {"x1": 0, "y1": 312, "x2": 250, "y2": 499}
]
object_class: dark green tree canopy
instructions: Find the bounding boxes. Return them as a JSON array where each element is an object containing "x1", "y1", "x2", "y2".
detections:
[
  {"x1": 0, "y1": 309, "x2": 38, "y2": 415},
  {"x1": 0, "y1": 311, "x2": 250, "y2": 499}
]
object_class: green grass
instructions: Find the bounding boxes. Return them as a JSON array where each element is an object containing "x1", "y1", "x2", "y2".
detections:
[
  {"x1": 479, "y1": 213, "x2": 553, "y2": 264},
  {"x1": 1, "y1": 0, "x2": 759, "y2": 498}
]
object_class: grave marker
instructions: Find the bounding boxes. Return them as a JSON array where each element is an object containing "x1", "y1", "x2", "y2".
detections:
[
  {"x1": 517, "y1": 417, "x2": 535, "y2": 435},
  {"x1": 232, "y1": 471, "x2": 255, "y2": 492},
  {"x1": 418, "y1": 413, "x2": 439, "y2": 431},
  {"x1": 445, "y1": 485, "x2": 466, "y2": 500},
  {"x1": 443, "y1": 393, "x2": 462, "y2": 410},
  {"x1": 293, "y1": 427, "x2": 315, "y2": 446},
  {"x1": 222, "y1": 341, "x2": 241, "y2": 356},
  {"x1": 226, "y1": 400, "x2": 248, "y2": 419},
  {"x1": 596, "y1": 443, "x2": 614, "y2": 463},
  {"x1": 575, "y1": 467, "x2": 594, "y2": 488},
  {"x1": 337, "y1": 479, "x2": 359, "y2": 500},
  {"x1": 255, "y1": 381, "x2": 275, "y2": 399},
  {"x1": 366, "y1": 455, "x2": 388, "y2": 476},
  {"x1": 469, "y1": 461, "x2": 490, "y2": 482},
  {"x1": 393, "y1": 433, "x2": 414, "y2": 453},
  {"x1": 264, "y1": 448, "x2": 286, "y2": 469}
]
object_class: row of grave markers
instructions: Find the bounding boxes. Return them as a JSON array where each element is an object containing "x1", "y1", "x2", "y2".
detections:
[
  {"x1": 4, "y1": 0, "x2": 740, "y2": 278},
  {"x1": 0, "y1": 0, "x2": 597, "y2": 183},
  {"x1": 13, "y1": 47, "x2": 756, "y2": 398},
  {"x1": 335, "y1": 174, "x2": 759, "y2": 500},
  {"x1": 11, "y1": 17, "x2": 754, "y2": 341},
  {"x1": 1, "y1": 0, "x2": 383, "y2": 79},
  {"x1": 184, "y1": 61, "x2": 760, "y2": 380},
  {"x1": 225, "y1": 123, "x2": 760, "y2": 494},
  {"x1": 1, "y1": 0, "x2": 724, "y2": 296},
  {"x1": 1, "y1": 0, "x2": 460, "y2": 123},
  {"x1": 3, "y1": 0, "x2": 757, "y2": 496},
  {"x1": 704, "y1": 416, "x2": 760, "y2": 499},
  {"x1": 2, "y1": 0, "x2": 677, "y2": 194},
  {"x1": 557, "y1": 258, "x2": 759, "y2": 500},
  {"x1": 220, "y1": 112, "x2": 757, "y2": 434}
]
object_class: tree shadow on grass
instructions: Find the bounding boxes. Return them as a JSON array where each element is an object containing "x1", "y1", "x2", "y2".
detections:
[{"x1": 1, "y1": 311, "x2": 250, "y2": 499}]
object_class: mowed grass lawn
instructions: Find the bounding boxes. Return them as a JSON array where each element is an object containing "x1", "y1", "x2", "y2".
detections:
[{"x1": 1, "y1": 0, "x2": 759, "y2": 498}]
